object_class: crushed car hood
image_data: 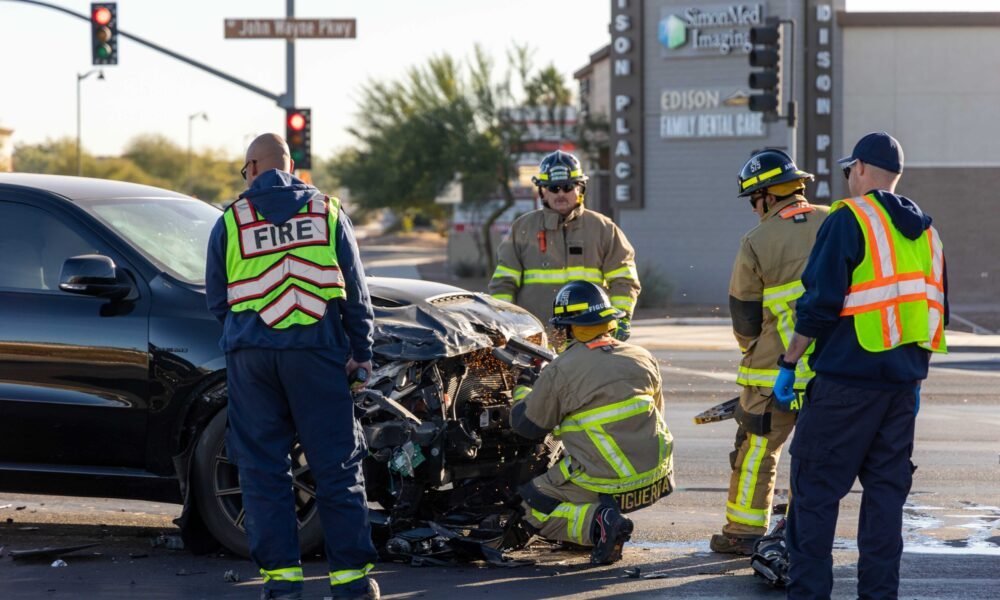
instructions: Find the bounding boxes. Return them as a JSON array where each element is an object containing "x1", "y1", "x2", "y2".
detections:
[{"x1": 366, "y1": 277, "x2": 543, "y2": 360}]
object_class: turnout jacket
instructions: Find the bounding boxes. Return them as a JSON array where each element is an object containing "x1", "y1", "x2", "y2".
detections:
[
  {"x1": 729, "y1": 195, "x2": 829, "y2": 397},
  {"x1": 205, "y1": 169, "x2": 374, "y2": 362},
  {"x1": 511, "y1": 337, "x2": 673, "y2": 495},
  {"x1": 489, "y1": 204, "x2": 640, "y2": 325}
]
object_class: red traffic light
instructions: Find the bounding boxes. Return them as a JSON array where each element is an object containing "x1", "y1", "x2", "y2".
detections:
[
  {"x1": 93, "y1": 6, "x2": 112, "y2": 25},
  {"x1": 287, "y1": 112, "x2": 306, "y2": 131}
]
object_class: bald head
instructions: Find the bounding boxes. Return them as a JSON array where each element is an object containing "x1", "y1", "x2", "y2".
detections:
[{"x1": 244, "y1": 133, "x2": 292, "y2": 187}]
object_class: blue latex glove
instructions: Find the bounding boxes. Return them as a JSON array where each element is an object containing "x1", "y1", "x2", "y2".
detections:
[
  {"x1": 613, "y1": 317, "x2": 631, "y2": 341},
  {"x1": 914, "y1": 384, "x2": 921, "y2": 416},
  {"x1": 773, "y1": 366, "x2": 797, "y2": 408}
]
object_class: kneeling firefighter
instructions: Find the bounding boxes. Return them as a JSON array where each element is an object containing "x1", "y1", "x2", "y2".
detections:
[{"x1": 508, "y1": 281, "x2": 674, "y2": 564}]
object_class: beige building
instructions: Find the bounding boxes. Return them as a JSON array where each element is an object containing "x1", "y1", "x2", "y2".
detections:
[{"x1": 576, "y1": 3, "x2": 999, "y2": 325}]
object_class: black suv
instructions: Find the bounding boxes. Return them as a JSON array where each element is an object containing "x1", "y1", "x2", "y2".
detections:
[{"x1": 0, "y1": 173, "x2": 543, "y2": 556}]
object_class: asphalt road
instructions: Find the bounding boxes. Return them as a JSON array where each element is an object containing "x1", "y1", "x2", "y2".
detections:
[
  {"x1": 2, "y1": 321, "x2": 997, "y2": 599},
  {"x1": 2, "y1": 236, "x2": 998, "y2": 598}
]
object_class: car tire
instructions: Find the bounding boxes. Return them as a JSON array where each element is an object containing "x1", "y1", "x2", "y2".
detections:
[{"x1": 191, "y1": 409, "x2": 324, "y2": 558}]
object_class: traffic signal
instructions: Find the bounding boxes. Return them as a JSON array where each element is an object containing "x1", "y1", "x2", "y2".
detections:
[
  {"x1": 286, "y1": 108, "x2": 312, "y2": 170},
  {"x1": 748, "y1": 18, "x2": 781, "y2": 115},
  {"x1": 90, "y1": 3, "x2": 118, "y2": 66}
]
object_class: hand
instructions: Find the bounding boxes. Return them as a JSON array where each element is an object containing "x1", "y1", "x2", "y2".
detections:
[
  {"x1": 613, "y1": 317, "x2": 631, "y2": 341},
  {"x1": 914, "y1": 384, "x2": 921, "y2": 416},
  {"x1": 773, "y1": 366, "x2": 797, "y2": 409},
  {"x1": 346, "y1": 358, "x2": 373, "y2": 390}
]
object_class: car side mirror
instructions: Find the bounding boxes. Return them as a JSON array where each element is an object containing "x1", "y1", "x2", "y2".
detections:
[{"x1": 59, "y1": 254, "x2": 133, "y2": 300}]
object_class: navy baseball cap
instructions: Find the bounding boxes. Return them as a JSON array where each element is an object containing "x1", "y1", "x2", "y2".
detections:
[{"x1": 837, "y1": 131, "x2": 904, "y2": 174}]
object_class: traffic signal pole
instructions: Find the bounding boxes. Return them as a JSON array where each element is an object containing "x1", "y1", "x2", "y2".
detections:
[
  {"x1": 748, "y1": 16, "x2": 798, "y2": 161},
  {"x1": 6, "y1": 0, "x2": 284, "y2": 104}
]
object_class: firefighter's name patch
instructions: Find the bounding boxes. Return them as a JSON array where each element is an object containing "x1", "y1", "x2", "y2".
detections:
[{"x1": 613, "y1": 474, "x2": 674, "y2": 513}]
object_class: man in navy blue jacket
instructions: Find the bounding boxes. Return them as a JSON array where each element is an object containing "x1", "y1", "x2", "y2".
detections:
[
  {"x1": 206, "y1": 133, "x2": 379, "y2": 600},
  {"x1": 773, "y1": 132, "x2": 948, "y2": 600}
]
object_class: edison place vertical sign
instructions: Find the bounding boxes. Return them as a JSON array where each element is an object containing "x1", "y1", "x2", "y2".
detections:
[{"x1": 610, "y1": 0, "x2": 643, "y2": 209}]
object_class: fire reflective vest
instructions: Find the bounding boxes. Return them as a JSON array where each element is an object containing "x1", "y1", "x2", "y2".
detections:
[
  {"x1": 223, "y1": 194, "x2": 345, "y2": 329},
  {"x1": 831, "y1": 194, "x2": 947, "y2": 353}
]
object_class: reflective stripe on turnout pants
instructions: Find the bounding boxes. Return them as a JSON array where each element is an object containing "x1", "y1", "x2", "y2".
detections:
[
  {"x1": 521, "y1": 469, "x2": 601, "y2": 546},
  {"x1": 225, "y1": 347, "x2": 378, "y2": 596},
  {"x1": 723, "y1": 386, "x2": 797, "y2": 536}
]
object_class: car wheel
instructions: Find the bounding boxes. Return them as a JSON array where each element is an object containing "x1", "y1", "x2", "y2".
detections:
[{"x1": 191, "y1": 409, "x2": 325, "y2": 557}]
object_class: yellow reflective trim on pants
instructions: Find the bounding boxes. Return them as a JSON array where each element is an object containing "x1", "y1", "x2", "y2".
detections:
[
  {"x1": 531, "y1": 502, "x2": 589, "y2": 545},
  {"x1": 736, "y1": 434, "x2": 768, "y2": 510},
  {"x1": 260, "y1": 566, "x2": 304, "y2": 582},
  {"x1": 491, "y1": 293, "x2": 513, "y2": 302},
  {"x1": 329, "y1": 563, "x2": 373, "y2": 586},
  {"x1": 726, "y1": 501, "x2": 769, "y2": 527},
  {"x1": 491, "y1": 265, "x2": 522, "y2": 285}
]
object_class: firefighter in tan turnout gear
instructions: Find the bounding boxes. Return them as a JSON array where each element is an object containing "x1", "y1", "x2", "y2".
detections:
[
  {"x1": 489, "y1": 151, "x2": 640, "y2": 344},
  {"x1": 710, "y1": 149, "x2": 829, "y2": 555},
  {"x1": 509, "y1": 281, "x2": 674, "y2": 565}
]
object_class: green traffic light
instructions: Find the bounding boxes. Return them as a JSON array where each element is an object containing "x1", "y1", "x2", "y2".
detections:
[
  {"x1": 97, "y1": 44, "x2": 112, "y2": 59},
  {"x1": 291, "y1": 150, "x2": 304, "y2": 162}
]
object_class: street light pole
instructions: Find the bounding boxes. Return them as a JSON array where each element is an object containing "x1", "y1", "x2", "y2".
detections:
[
  {"x1": 76, "y1": 69, "x2": 104, "y2": 176},
  {"x1": 187, "y1": 111, "x2": 208, "y2": 190}
]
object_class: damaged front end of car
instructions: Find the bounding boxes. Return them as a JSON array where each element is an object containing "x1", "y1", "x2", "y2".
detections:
[{"x1": 359, "y1": 279, "x2": 560, "y2": 565}]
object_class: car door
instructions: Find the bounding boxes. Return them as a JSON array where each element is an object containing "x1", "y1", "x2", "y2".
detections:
[{"x1": 0, "y1": 192, "x2": 151, "y2": 468}]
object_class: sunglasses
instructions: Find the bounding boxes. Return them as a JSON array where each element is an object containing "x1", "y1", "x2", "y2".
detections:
[
  {"x1": 749, "y1": 192, "x2": 766, "y2": 208},
  {"x1": 545, "y1": 183, "x2": 577, "y2": 194},
  {"x1": 240, "y1": 159, "x2": 257, "y2": 181},
  {"x1": 842, "y1": 160, "x2": 856, "y2": 180}
]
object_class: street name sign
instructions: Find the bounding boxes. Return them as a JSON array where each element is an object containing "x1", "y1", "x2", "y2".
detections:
[{"x1": 224, "y1": 19, "x2": 357, "y2": 39}]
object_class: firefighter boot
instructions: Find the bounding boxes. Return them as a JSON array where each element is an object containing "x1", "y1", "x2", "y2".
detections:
[
  {"x1": 590, "y1": 500, "x2": 633, "y2": 565},
  {"x1": 709, "y1": 532, "x2": 759, "y2": 555}
]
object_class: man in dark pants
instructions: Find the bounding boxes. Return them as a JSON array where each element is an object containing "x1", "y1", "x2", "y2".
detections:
[
  {"x1": 774, "y1": 132, "x2": 947, "y2": 599},
  {"x1": 206, "y1": 133, "x2": 379, "y2": 600}
]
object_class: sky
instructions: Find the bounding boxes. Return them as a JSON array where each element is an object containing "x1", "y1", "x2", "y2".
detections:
[{"x1": 0, "y1": 0, "x2": 996, "y2": 162}]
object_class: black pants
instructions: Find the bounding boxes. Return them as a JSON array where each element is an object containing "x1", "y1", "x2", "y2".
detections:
[{"x1": 786, "y1": 376, "x2": 917, "y2": 600}]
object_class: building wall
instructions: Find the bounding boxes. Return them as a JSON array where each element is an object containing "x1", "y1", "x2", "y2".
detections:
[
  {"x1": 589, "y1": 58, "x2": 612, "y2": 117},
  {"x1": 842, "y1": 21, "x2": 1000, "y2": 308},
  {"x1": 842, "y1": 27, "x2": 1000, "y2": 167},
  {"x1": 618, "y1": 0, "x2": 805, "y2": 304}
]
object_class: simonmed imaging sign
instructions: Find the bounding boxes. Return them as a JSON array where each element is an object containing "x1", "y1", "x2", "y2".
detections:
[{"x1": 658, "y1": 3, "x2": 764, "y2": 57}]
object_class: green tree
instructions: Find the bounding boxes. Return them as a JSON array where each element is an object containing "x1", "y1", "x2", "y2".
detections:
[
  {"x1": 12, "y1": 136, "x2": 245, "y2": 204},
  {"x1": 330, "y1": 45, "x2": 575, "y2": 271}
]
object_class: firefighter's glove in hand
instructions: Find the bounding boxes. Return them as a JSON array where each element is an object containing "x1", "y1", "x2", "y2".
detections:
[
  {"x1": 773, "y1": 356, "x2": 797, "y2": 408},
  {"x1": 613, "y1": 317, "x2": 632, "y2": 342},
  {"x1": 914, "y1": 384, "x2": 921, "y2": 416}
]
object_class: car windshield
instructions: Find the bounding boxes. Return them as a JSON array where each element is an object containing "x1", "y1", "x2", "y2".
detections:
[{"x1": 83, "y1": 197, "x2": 221, "y2": 285}]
